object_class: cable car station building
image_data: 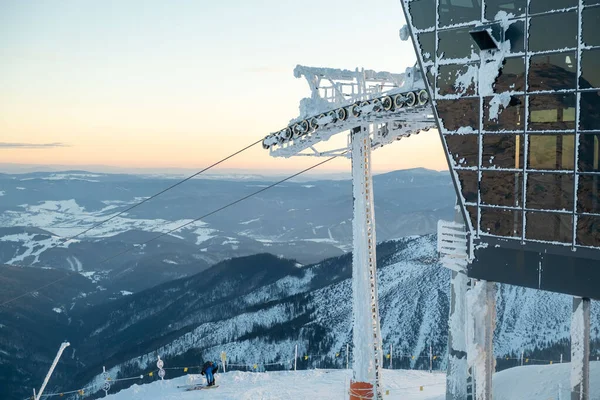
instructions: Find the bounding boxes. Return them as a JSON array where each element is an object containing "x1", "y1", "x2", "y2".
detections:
[{"x1": 399, "y1": 0, "x2": 600, "y2": 398}]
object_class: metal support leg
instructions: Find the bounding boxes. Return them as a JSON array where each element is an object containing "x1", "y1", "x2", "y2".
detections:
[
  {"x1": 466, "y1": 281, "x2": 496, "y2": 400},
  {"x1": 571, "y1": 297, "x2": 590, "y2": 400},
  {"x1": 350, "y1": 125, "x2": 383, "y2": 400},
  {"x1": 446, "y1": 270, "x2": 469, "y2": 400},
  {"x1": 444, "y1": 202, "x2": 471, "y2": 400}
]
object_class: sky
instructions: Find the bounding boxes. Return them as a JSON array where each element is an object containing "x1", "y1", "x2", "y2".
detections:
[{"x1": 0, "y1": 0, "x2": 447, "y2": 174}]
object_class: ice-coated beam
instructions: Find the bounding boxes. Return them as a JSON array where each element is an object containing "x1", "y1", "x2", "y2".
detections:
[
  {"x1": 466, "y1": 281, "x2": 496, "y2": 400},
  {"x1": 36, "y1": 342, "x2": 70, "y2": 400},
  {"x1": 442, "y1": 202, "x2": 472, "y2": 399},
  {"x1": 350, "y1": 125, "x2": 383, "y2": 400},
  {"x1": 571, "y1": 297, "x2": 590, "y2": 400},
  {"x1": 447, "y1": 270, "x2": 469, "y2": 400}
]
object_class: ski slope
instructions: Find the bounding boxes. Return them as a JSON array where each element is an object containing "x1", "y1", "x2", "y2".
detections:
[
  {"x1": 104, "y1": 369, "x2": 445, "y2": 400},
  {"x1": 102, "y1": 363, "x2": 600, "y2": 400}
]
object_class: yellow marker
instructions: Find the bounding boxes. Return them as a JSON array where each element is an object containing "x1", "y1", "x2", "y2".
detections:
[
  {"x1": 184, "y1": 367, "x2": 188, "y2": 372},
  {"x1": 411, "y1": 356, "x2": 415, "y2": 360},
  {"x1": 550, "y1": 361, "x2": 553, "y2": 365},
  {"x1": 506, "y1": 357, "x2": 509, "y2": 360},
  {"x1": 107, "y1": 377, "x2": 112, "y2": 381},
  {"x1": 526, "y1": 358, "x2": 529, "y2": 363},
  {"x1": 149, "y1": 371, "x2": 153, "y2": 377},
  {"x1": 433, "y1": 355, "x2": 437, "y2": 360},
  {"x1": 385, "y1": 390, "x2": 389, "y2": 395},
  {"x1": 253, "y1": 364, "x2": 258, "y2": 369},
  {"x1": 386, "y1": 354, "x2": 390, "y2": 359},
  {"x1": 78, "y1": 389, "x2": 85, "y2": 395},
  {"x1": 336, "y1": 353, "x2": 339, "y2": 357},
  {"x1": 420, "y1": 386, "x2": 424, "y2": 391},
  {"x1": 60, "y1": 394, "x2": 64, "y2": 397},
  {"x1": 304, "y1": 355, "x2": 308, "y2": 360}
]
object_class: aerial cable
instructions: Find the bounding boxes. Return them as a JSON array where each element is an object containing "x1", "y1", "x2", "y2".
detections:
[
  {"x1": 0, "y1": 275, "x2": 71, "y2": 308},
  {"x1": 98, "y1": 152, "x2": 346, "y2": 265},
  {"x1": 60, "y1": 138, "x2": 264, "y2": 243},
  {"x1": 0, "y1": 152, "x2": 345, "y2": 308}
]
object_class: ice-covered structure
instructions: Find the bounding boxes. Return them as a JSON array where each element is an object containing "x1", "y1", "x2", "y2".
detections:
[
  {"x1": 262, "y1": 65, "x2": 436, "y2": 400},
  {"x1": 399, "y1": 1, "x2": 600, "y2": 399}
]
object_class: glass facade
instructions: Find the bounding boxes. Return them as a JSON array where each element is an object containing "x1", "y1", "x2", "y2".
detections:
[{"x1": 404, "y1": 0, "x2": 600, "y2": 251}]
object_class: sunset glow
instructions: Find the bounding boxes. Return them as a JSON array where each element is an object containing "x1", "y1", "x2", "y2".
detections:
[{"x1": 0, "y1": 0, "x2": 447, "y2": 173}]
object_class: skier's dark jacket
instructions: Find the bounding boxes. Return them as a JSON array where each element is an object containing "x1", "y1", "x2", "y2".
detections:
[{"x1": 201, "y1": 361, "x2": 217, "y2": 375}]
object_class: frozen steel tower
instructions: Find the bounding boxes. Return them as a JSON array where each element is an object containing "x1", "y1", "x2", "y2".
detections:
[{"x1": 262, "y1": 64, "x2": 435, "y2": 399}]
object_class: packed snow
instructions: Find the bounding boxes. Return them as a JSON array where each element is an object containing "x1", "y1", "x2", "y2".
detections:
[
  {"x1": 494, "y1": 362, "x2": 600, "y2": 400},
  {"x1": 100, "y1": 362, "x2": 600, "y2": 400},
  {"x1": 103, "y1": 369, "x2": 445, "y2": 400}
]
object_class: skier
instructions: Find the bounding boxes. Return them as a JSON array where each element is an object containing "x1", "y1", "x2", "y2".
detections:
[{"x1": 201, "y1": 360, "x2": 219, "y2": 387}]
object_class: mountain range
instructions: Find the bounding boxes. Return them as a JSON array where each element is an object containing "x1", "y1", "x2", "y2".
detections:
[
  {"x1": 0, "y1": 168, "x2": 454, "y2": 297},
  {"x1": 1, "y1": 235, "x2": 598, "y2": 400}
]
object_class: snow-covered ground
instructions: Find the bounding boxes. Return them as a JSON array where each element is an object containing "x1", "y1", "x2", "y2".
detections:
[
  {"x1": 0, "y1": 198, "x2": 217, "y2": 243},
  {"x1": 494, "y1": 362, "x2": 600, "y2": 400},
  {"x1": 102, "y1": 363, "x2": 600, "y2": 400},
  {"x1": 104, "y1": 369, "x2": 445, "y2": 399}
]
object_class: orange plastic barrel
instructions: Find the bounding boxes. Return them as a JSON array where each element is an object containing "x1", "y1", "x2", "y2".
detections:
[{"x1": 349, "y1": 380, "x2": 374, "y2": 400}]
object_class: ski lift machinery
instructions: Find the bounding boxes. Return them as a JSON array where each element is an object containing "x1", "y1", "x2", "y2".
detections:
[{"x1": 262, "y1": 64, "x2": 436, "y2": 400}]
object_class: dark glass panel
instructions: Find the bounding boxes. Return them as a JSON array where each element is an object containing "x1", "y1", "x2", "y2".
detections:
[
  {"x1": 480, "y1": 207, "x2": 523, "y2": 237},
  {"x1": 580, "y1": 49, "x2": 600, "y2": 89},
  {"x1": 484, "y1": 95, "x2": 524, "y2": 131},
  {"x1": 577, "y1": 175, "x2": 600, "y2": 213},
  {"x1": 526, "y1": 173, "x2": 574, "y2": 210},
  {"x1": 439, "y1": 0, "x2": 482, "y2": 27},
  {"x1": 493, "y1": 57, "x2": 526, "y2": 92},
  {"x1": 528, "y1": 52, "x2": 577, "y2": 91},
  {"x1": 576, "y1": 215, "x2": 600, "y2": 247},
  {"x1": 526, "y1": 212, "x2": 573, "y2": 243},
  {"x1": 583, "y1": 0, "x2": 600, "y2": 4},
  {"x1": 438, "y1": 27, "x2": 476, "y2": 60},
  {"x1": 456, "y1": 169, "x2": 478, "y2": 203},
  {"x1": 529, "y1": 12, "x2": 577, "y2": 52},
  {"x1": 445, "y1": 134, "x2": 479, "y2": 167},
  {"x1": 528, "y1": 135, "x2": 575, "y2": 170},
  {"x1": 481, "y1": 171, "x2": 523, "y2": 206},
  {"x1": 580, "y1": 91, "x2": 600, "y2": 130},
  {"x1": 528, "y1": 93, "x2": 576, "y2": 131},
  {"x1": 530, "y1": 0, "x2": 577, "y2": 13},
  {"x1": 578, "y1": 134, "x2": 600, "y2": 172},
  {"x1": 485, "y1": 0, "x2": 526, "y2": 19},
  {"x1": 506, "y1": 20, "x2": 525, "y2": 53},
  {"x1": 437, "y1": 64, "x2": 477, "y2": 96},
  {"x1": 409, "y1": 0, "x2": 436, "y2": 29},
  {"x1": 482, "y1": 134, "x2": 524, "y2": 168},
  {"x1": 582, "y1": 6, "x2": 600, "y2": 47},
  {"x1": 416, "y1": 32, "x2": 436, "y2": 63},
  {"x1": 466, "y1": 205, "x2": 478, "y2": 230},
  {"x1": 437, "y1": 98, "x2": 480, "y2": 131}
]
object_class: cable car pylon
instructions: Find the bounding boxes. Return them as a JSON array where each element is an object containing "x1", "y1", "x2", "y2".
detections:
[{"x1": 262, "y1": 64, "x2": 436, "y2": 399}]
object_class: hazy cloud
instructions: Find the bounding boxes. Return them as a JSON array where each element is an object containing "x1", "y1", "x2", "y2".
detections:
[{"x1": 0, "y1": 142, "x2": 68, "y2": 149}]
